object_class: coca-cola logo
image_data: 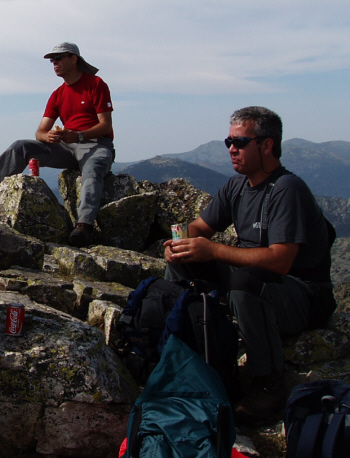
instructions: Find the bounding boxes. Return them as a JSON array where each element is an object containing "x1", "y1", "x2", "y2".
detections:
[{"x1": 8, "y1": 309, "x2": 19, "y2": 334}]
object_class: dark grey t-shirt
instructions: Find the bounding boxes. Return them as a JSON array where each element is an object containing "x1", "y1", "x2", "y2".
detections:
[{"x1": 200, "y1": 166, "x2": 331, "y2": 281}]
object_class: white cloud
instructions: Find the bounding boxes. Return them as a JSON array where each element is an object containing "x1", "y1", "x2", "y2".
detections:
[
  {"x1": 0, "y1": 0, "x2": 349, "y2": 160},
  {"x1": 1, "y1": 0, "x2": 349, "y2": 95}
]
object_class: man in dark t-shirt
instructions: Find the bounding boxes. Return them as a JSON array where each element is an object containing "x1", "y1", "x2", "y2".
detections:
[
  {"x1": 0, "y1": 42, "x2": 114, "y2": 248},
  {"x1": 164, "y1": 106, "x2": 336, "y2": 425}
]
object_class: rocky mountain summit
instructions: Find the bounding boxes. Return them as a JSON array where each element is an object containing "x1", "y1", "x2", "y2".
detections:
[
  {"x1": 121, "y1": 155, "x2": 229, "y2": 198},
  {"x1": 0, "y1": 171, "x2": 349, "y2": 458}
]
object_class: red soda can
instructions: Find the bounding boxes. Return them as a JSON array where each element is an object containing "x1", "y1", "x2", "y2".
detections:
[
  {"x1": 29, "y1": 158, "x2": 39, "y2": 177},
  {"x1": 6, "y1": 303, "x2": 25, "y2": 336}
]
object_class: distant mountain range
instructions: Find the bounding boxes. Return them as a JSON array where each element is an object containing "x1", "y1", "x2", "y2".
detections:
[
  {"x1": 115, "y1": 138, "x2": 350, "y2": 199},
  {"x1": 114, "y1": 155, "x2": 228, "y2": 197}
]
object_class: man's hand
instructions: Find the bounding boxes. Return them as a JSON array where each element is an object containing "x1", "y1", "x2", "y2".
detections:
[
  {"x1": 46, "y1": 127, "x2": 62, "y2": 143},
  {"x1": 60, "y1": 129, "x2": 80, "y2": 144},
  {"x1": 164, "y1": 237, "x2": 215, "y2": 264},
  {"x1": 36, "y1": 118, "x2": 62, "y2": 143}
]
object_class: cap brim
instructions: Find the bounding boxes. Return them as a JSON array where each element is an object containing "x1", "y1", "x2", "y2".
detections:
[{"x1": 44, "y1": 52, "x2": 58, "y2": 59}]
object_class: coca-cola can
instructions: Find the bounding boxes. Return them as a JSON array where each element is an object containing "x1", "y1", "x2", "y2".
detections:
[
  {"x1": 171, "y1": 224, "x2": 189, "y2": 240},
  {"x1": 29, "y1": 158, "x2": 39, "y2": 177},
  {"x1": 6, "y1": 303, "x2": 25, "y2": 336}
]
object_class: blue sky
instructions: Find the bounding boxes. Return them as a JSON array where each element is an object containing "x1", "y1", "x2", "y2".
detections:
[{"x1": 0, "y1": 0, "x2": 349, "y2": 162}]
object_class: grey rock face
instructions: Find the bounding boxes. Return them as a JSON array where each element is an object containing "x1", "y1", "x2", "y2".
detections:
[{"x1": 0, "y1": 175, "x2": 72, "y2": 244}]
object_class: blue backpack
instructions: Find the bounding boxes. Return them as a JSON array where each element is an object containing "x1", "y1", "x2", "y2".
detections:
[
  {"x1": 285, "y1": 379, "x2": 350, "y2": 458},
  {"x1": 121, "y1": 334, "x2": 236, "y2": 458}
]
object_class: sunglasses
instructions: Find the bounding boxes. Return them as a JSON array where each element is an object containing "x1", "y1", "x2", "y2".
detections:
[
  {"x1": 49, "y1": 54, "x2": 72, "y2": 63},
  {"x1": 224, "y1": 136, "x2": 265, "y2": 149}
]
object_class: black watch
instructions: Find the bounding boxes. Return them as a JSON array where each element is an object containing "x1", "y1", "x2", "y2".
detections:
[{"x1": 77, "y1": 132, "x2": 84, "y2": 143}]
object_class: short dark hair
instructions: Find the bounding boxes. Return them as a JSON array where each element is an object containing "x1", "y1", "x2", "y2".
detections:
[{"x1": 230, "y1": 106, "x2": 283, "y2": 158}]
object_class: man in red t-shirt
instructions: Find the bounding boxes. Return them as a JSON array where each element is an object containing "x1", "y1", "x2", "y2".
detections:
[{"x1": 0, "y1": 42, "x2": 115, "y2": 247}]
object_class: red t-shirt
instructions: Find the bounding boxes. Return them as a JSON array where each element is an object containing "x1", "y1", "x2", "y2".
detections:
[{"x1": 44, "y1": 73, "x2": 114, "y2": 139}]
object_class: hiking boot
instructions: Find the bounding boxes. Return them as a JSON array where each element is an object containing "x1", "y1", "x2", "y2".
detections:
[
  {"x1": 69, "y1": 223, "x2": 94, "y2": 248},
  {"x1": 234, "y1": 371, "x2": 287, "y2": 426}
]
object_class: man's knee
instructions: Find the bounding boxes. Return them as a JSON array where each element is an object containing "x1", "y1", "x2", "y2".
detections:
[
  {"x1": 9, "y1": 139, "x2": 39, "y2": 152},
  {"x1": 7, "y1": 139, "x2": 20, "y2": 151},
  {"x1": 81, "y1": 154, "x2": 113, "y2": 180}
]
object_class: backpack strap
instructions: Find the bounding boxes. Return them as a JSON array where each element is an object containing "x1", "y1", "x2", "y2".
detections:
[
  {"x1": 295, "y1": 413, "x2": 325, "y2": 458},
  {"x1": 128, "y1": 405, "x2": 143, "y2": 458},
  {"x1": 322, "y1": 413, "x2": 350, "y2": 458},
  {"x1": 201, "y1": 292, "x2": 210, "y2": 364},
  {"x1": 232, "y1": 178, "x2": 248, "y2": 244},
  {"x1": 259, "y1": 181, "x2": 276, "y2": 247},
  {"x1": 340, "y1": 415, "x2": 350, "y2": 458},
  {"x1": 216, "y1": 404, "x2": 232, "y2": 458},
  {"x1": 322, "y1": 413, "x2": 344, "y2": 458}
]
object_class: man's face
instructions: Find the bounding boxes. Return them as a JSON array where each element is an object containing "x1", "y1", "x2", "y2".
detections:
[
  {"x1": 227, "y1": 121, "x2": 263, "y2": 178},
  {"x1": 50, "y1": 53, "x2": 76, "y2": 78}
]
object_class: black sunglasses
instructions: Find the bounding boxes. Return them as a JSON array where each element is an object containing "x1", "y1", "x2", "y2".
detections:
[
  {"x1": 49, "y1": 54, "x2": 73, "y2": 63},
  {"x1": 224, "y1": 136, "x2": 265, "y2": 149}
]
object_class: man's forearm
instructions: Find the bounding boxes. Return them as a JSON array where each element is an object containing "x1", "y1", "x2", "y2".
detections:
[
  {"x1": 188, "y1": 223, "x2": 205, "y2": 238},
  {"x1": 211, "y1": 242, "x2": 299, "y2": 275},
  {"x1": 78, "y1": 121, "x2": 112, "y2": 140},
  {"x1": 36, "y1": 130, "x2": 47, "y2": 142}
]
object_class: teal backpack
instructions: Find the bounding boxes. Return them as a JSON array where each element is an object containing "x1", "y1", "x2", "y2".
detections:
[{"x1": 121, "y1": 334, "x2": 236, "y2": 457}]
